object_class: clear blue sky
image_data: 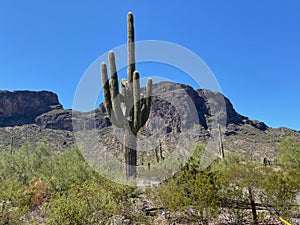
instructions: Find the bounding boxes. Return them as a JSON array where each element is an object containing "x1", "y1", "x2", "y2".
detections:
[{"x1": 0, "y1": 1, "x2": 299, "y2": 130}]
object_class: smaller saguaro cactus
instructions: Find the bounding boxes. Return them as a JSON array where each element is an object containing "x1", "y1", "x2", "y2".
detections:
[
  {"x1": 218, "y1": 125, "x2": 224, "y2": 159},
  {"x1": 154, "y1": 146, "x2": 159, "y2": 163},
  {"x1": 159, "y1": 139, "x2": 164, "y2": 161},
  {"x1": 10, "y1": 136, "x2": 14, "y2": 155},
  {"x1": 101, "y1": 12, "x2": 152, "y2": 179},
  {"x1": 154, "y1": 139, "x2": 163, "y2": 163}
]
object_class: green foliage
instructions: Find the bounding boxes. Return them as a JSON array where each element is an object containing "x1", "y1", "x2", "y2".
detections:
[
  {"x1": 0, "y1": 181, "x2": 30, "y2": 225},
  {"x1": 0, "y1": 142, "x2": 54, "y2": 184},
  {"x1": 0, "y1": 142, "x2": 97, "y2": 192},
  {"x1": 115, "y1": 198, "x2": 152, "y2": 225},
  {"x1": 186, "y1": 144, "x2": 205, "y2": 173},
  {"x1": 0, "y1": 143, "x2": 140, "y2": 224},
  {"x1": 0, "y1": 138, "x2": 299, "y2": 223},
  {"x1": 216, "y1": 152, "x2": 300, "y2": 223},
  {"x1": 150, "y1": 168, "x2": 220, "y2": 224},
  {"x1": 257, "y1": 169, "x2": 299, "y2": 218},
  {"x1": 277, "y1": 136, "x2": 300, "y2": 169},
  {"x1": 149, "y1": 141, "x2": 300, "y2": 224},
  {"x1": 47, "y1": 146, "x2": 96, "y2": 192},
  {"x1": 43, "y1": 182, "x2": 116, "y2": 225},
  {"x1": 216, "y1": 162, "x2": 258, "y2": 224}
]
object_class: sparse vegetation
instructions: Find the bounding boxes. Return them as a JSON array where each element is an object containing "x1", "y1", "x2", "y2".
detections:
[
  {"x1": 0, "y1": 143, "x2": 149, "y2": 224},
  {"x1": 0, "y1": 137, "x2": 299, "y2": 224}
]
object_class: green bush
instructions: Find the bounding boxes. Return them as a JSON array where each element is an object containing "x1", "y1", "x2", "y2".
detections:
[
  {"x1": 0, "y1": 139, "x2": 299, "y2": 224},
  {"x1": 0, "y1": 142, "x2": 54, "y2": 184},
  {"x1": 277, "y1": 136, "x2": 300, "y2": 169},
  {"x1": 43, "y1": 182, "x2": 116, "y2": 225},
  {"x1": 150, "y1": 169, "x2": 220, "y2": 224},
  {"x1": 0, "y1": 181, "x2": 30, "y2": 225}
]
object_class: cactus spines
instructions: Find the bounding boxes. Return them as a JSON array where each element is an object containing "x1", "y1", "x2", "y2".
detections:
[{"x1": 101, "y1": 12, "x2": 152, "y2": 179}]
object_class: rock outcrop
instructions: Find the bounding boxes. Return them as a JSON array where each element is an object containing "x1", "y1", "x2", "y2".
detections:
[
  {"x1": 0, "y1": 90, "x2": 62, "y2": 127},
  {"x1": 0, "y1": 82, "x2": 267, "y2": 133},
  {"x1": 0, "y1": 83, "x2": 297, "y2": 160},
  {"x1": 142, "y1": 82, "x2": 268, "y2": 136},
  {"x1": 35, "y1": 108, "x2": 112, "y2": 131}
]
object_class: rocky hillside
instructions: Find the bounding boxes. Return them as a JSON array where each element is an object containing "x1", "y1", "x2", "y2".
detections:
[
  {"x1": 0, "y1": 90, "x2": 62, "y2": 127},
  {"x1": 0, "y1": 82, "x2": 299, "y2": 161},
  {"x1": 33, "y1": 82, "x2": 269, "y2": 133}
]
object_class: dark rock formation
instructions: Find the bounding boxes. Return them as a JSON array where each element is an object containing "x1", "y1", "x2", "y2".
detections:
[
  {"x1": 36, "y1": 108, "x2": 112, "y2": 131},
  {"x1": 196, "y1": 89, "x2": 268, "y2": 131},
  {"x1": 0, "y1": 90, "x2": 62, "y2": 127},
  {"x1": 143, "y1": 82, "x2": 268, "y2": 136},
  {"x1": 0, "y1": 82, "x2": 267, "y2": 133},
  {"x1": 35, "y1": 109, "x2": 73, "y2": 131}
]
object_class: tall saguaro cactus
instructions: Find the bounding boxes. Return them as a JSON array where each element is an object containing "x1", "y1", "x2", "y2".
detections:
[{"x1": 101, "y1": 12, "x2": 152, "y2": 179}]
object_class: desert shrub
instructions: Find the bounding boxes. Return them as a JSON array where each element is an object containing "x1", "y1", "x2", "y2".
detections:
[
  {"x1": 0, "y1": 143, "x2": 128, "y2": 223},
  {"x1": 46, "y1": 146, "x2": 97, "y2": 193},
  {"x1": 0, "y1": 181, "x2": 30, "y2": 225},
  {"x1": 216, "y1": 162, "x2": 256, "y2": 224},
  {"x1": 43, "y1": 180, "x2": 147, "y2": 225},
  {"x1": 277, "y1": 136, "x2": 300, "y2": 170},
  {"x1": 257, "y1": 168, "x2": 299, "y2": 220},
  {"x1": 43, "y1": 182, "x2": 116, "y2": 225},
  {"x1": 114, "y1": 197, "x2": 152, "y2": 225},
  {"x1": 0, "y1": 142, "x2": 54, "y2": 184},
  {"x1": 149, "y1": 162, "x2": 220, "y2": 224}
]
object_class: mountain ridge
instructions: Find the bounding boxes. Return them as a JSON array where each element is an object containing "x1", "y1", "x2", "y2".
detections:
[{"x1": 0, "y1": 81, "x2": 299, "y2": 161}]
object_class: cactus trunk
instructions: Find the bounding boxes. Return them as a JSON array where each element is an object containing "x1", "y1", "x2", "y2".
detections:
[{"x1": 124, "y1": 127, "x2": 137, "y2": 178}]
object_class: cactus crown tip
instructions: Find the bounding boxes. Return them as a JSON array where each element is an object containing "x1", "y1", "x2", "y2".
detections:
[
  {"x1": 108, "y1": 51, "x2": 115, "y2": 59},
  {"x1": 128, "y1": 12, "x2": 134, "y2": 20},
  {"x1": 133, "y1": 71, "x2": 140, "y2": 79}
]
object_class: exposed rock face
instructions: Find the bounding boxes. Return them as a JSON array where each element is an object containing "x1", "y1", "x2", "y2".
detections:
[
  {"x1": 143, "y1": 82, "x2": 268, "y2": 136},
  {"x1": 71, "y1": 81, "x2": 267, "y2": 134},
  {"x1": 35, "y1": 108, "x2": 112, "y2": 131},
  {"x1": 196, "y1": 89, "x2": 268, "y2": 131},
  {"x1": 0, "y1": 83, "x2": 297, "y2": 161},
  {"x1": 0, "y1": 91, "x2": 62, "y2": 127},
  {"x1": 35, "y1": 109, "x2": 73, "y2": 131},
  {"x1": 0, "y1": 82, "x2": 267, "y2": 133}
]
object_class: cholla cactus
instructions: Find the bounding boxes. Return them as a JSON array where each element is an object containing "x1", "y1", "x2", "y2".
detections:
[{"x1": 101, "y1": 12, "x2": 152, "y2": 179}]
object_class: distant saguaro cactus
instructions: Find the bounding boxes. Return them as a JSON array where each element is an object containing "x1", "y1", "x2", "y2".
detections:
[
  {"x1": 218, "y1": 125, "x2": 224, "y2": 159},
  {"x1": 101, "y1": 12, "x2": 152, "y2": 179}
]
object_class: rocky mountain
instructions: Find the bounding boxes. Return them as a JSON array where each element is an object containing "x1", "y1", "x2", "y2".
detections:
[
  {"x1": 0, "y1": 82, "x2": 299, "y2": 161},
  {"x1": 34, "y1": 82, "x2": 268, "y2": 133},
  {"x1": 0, "y1": 83, "x2": 268, "y2": 133},
  {"x1": 0, "y1": 90, "x2": 62, "y2": 127}
]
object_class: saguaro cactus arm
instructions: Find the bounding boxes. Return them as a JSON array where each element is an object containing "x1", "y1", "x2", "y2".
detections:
[
  {"x1": 101, "y1": 62, "x2": 123, "y2": 128},
  {"x1": 133, "y1": 71, "x2": 141, "y2": 133},
  {"x1": 141, "y1": 78, "x2": 152, "y2": 126},
  {"x1": 108, "y1": 51, "x2": 126, "y2": 125}
]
